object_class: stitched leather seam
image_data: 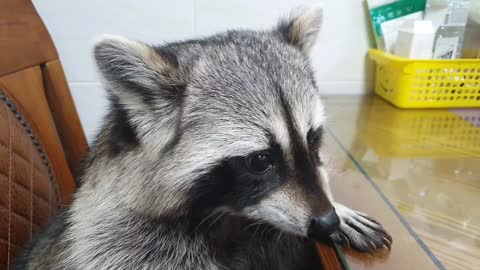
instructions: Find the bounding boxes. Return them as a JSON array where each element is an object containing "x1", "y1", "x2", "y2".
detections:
[
  {"x1": 0, "y1": 171, "x2": 52, "y2": 204},
  {"x1": 0, "y1": 90, "x2": 60, "y2": 206}
]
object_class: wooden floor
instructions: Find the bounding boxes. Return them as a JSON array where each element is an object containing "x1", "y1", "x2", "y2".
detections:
[{"x1": 323, "y1": 95, "x2": 480, "y2": 270}]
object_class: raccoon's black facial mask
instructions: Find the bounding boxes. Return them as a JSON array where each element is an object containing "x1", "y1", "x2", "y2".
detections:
[
  {"x1": 307, "y1": 127, "x2": 324, "y2": 165},
  {"x1": 188, "y1": 126, "x2": 334, "y2": 237},
  {"x1": 189, "y1": 142, "x2": 287, "y2": 218}
]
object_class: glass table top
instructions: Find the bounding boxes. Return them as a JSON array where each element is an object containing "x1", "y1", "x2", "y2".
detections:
[{"x1": 322, "y1": 95, "x2": 479, "y2": 270}]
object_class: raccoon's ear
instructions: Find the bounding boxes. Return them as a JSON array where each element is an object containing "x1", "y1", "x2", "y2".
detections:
[
  {"x1": 276, "y1": 7, "x2": 323, "y2": 55},
  {"x1": 94, "y1": 35, "x2": 185, "y2": 149},
  {"x1": 93, "y1": 35, "x2": 184, "y2": 111}
]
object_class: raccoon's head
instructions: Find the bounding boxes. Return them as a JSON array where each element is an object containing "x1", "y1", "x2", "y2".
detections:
[{"x1": 92, "y1": 7, "x2": 338, "y2": 240}]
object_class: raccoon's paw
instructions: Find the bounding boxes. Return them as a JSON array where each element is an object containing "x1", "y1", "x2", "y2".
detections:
[{"x1": 331, "y1": 203, "x2": 392, "y2": 253}]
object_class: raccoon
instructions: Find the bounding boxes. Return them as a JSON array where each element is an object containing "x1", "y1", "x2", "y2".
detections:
[{"x1": 16, "y1": 7, "x2": 391, "y2": 270}]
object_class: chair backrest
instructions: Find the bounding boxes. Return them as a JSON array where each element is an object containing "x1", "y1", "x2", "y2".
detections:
[{"x1": 0, "y1": 1, "x2": 88, "y2": 269}]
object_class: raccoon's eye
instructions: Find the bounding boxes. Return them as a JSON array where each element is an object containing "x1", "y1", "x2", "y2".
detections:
[
  {"x1": 307, "y1": 129, "x2": 320, "y2": 147},
  {"x1": 246, "y1": 152, "x2": 273, "y2": 173}
]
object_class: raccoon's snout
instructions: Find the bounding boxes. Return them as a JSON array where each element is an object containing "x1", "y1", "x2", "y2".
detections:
[{"x1": 307, "y1": 209, "x2": 340, "y2": 240}]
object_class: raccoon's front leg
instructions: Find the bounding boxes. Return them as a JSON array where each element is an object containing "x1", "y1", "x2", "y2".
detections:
[
  {"x1": 331, "y1": 203, "x2": 392, "y2": 252},
  {"x1": 318, "y1": 167, "x2": 391, "y2": 252}
]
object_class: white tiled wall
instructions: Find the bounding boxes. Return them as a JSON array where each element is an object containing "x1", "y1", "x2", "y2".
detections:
[{"x1": 33, "y1": 0, "x2": 374, "y2": 142}]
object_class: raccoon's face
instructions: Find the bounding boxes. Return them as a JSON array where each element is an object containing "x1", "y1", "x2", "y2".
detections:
[{"x1": 93, "y1": 7, "x2": 339, "y2": 240}]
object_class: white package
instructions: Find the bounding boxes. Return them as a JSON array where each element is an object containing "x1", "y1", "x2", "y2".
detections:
[{"x1": 394, "y1": 20, "x2": 435, "y2": 58}]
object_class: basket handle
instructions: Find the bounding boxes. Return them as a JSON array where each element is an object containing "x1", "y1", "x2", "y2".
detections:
[{"x1": 368, "y1": 49, "x2": 408, "y2": 65}]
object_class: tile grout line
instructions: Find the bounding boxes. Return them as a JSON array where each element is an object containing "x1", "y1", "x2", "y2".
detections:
[{"x1": 325, "y1": 126, "x2": 446, "y2": 270}]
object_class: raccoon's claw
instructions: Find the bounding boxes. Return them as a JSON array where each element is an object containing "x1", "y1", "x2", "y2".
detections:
[{"x1": 331, "y1": 204, "x2": 392, "y2": 253}]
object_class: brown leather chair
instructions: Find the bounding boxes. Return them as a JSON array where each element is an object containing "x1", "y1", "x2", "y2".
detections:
[
  {"x1": 0, "y1": 1, "x2": 88, "y2": 269},
  {"x1": 0, "y1": 1, "x2": 345, "y2": 269}
]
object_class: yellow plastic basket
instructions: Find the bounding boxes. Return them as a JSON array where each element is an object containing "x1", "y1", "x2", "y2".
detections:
[{"x1": 369, "y1": 49, "x2": 480, "y2": 108}]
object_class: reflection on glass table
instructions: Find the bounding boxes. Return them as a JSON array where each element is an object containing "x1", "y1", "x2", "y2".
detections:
[{"x1": 325, "y1": 96, "x2": 480, "y2": 270}]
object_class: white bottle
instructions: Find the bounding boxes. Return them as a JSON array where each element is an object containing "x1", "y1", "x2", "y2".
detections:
[
  {"x1": 431, "y1": 0, "x2": 470, "y2": 59},
  {"x1": 463, "y1": 0, "x2": 480, "y2": 58}
]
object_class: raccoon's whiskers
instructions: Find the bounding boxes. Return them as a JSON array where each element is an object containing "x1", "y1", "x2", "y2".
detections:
[
  {"x1": 192, "y1": 209, "x2": 223, "y2": 232},
  {"x1": 253, "y1": 220, "x2": 266, "y2": 236},
  {"x1": 259, "y1": 225, "x2": 270, "y2": 239},
  {"x1": 244, "y1": 219, "x2": 268, "y2": 231},
  {"x1": 264, "y1": 224, "x2": 278, "y2": 238},
  {"x1": 207, "y1": 212, "x2": 226, "y2": 229},
  {"x1": 275, "y1": 230, "x2": 284, "y2": 245}
]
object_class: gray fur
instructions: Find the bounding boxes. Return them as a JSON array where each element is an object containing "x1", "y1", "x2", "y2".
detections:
[{"x1": 16, "y1": 7, "x2": 391, "y2": 270}]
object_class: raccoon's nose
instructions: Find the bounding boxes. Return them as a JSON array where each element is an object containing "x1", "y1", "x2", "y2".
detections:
[{"x1": 308, "y1": 209, "x2": 340, "y2": 239}]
